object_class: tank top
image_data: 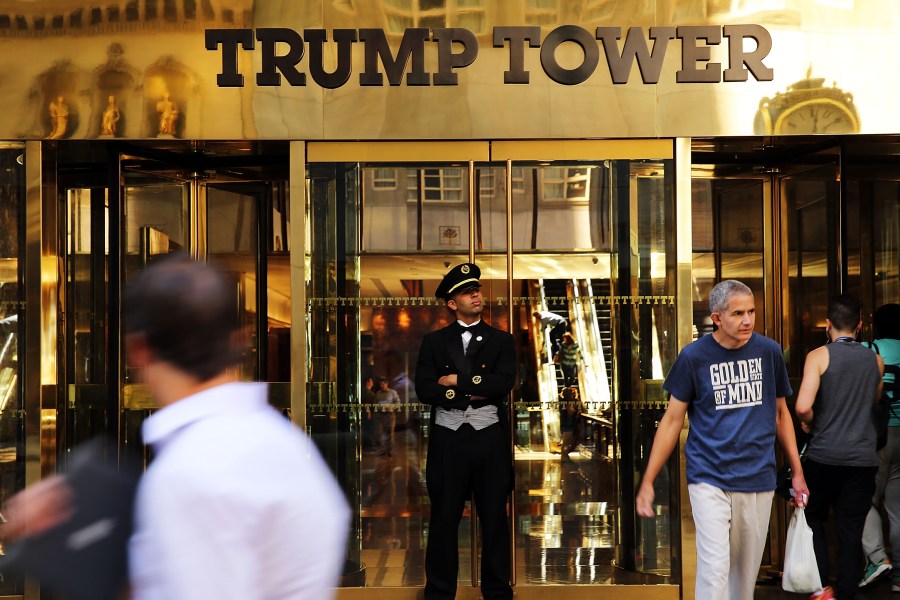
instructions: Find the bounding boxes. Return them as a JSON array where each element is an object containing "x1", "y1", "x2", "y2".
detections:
[{"x1": 807, "y1": 341, "x2": 881, "y2": 467}]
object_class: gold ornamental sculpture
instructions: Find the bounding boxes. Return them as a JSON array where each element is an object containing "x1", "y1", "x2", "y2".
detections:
[
  {"x1": 100, "y1": 95, "x2": 120, "y2": 137},
  {"x1": 156, "y1": 92, "x2": 179, "y2": 137},
  {"x1": 48, "y1": 96, "x2": 69, "y2": 139}
]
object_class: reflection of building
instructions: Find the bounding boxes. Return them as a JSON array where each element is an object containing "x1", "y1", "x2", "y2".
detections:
[{"x1": 0, "y1": 1, "x2": 897, "y2": 600}]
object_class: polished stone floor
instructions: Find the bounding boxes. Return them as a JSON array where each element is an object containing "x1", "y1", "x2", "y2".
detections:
[
  {"x1": 358, "y1": 417, "x2": 666, "y2": 588},
  {"x1": 755, "y1": 581, "x2": 897, "y2": 599},
  {"x1": 357, "y1": 418, "x2": 899, "y2": 597}
]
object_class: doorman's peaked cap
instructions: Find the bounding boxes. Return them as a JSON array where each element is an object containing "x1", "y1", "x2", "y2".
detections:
[{"x1": 435, "y1": 263, "x2": 481, "y2": 301}]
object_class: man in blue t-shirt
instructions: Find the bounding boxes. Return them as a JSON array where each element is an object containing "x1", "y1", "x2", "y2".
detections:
[{"x1": 636, "y1": 279, "x2": 809, "y2": 600}]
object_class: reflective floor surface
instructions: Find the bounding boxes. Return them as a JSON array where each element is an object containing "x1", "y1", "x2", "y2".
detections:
[
  {"x1": 358, "y1": 417, "x2": 667, "y2": 588},
  {"x1": 756, "y1": 581, "x2": 896, "y2": 599}
]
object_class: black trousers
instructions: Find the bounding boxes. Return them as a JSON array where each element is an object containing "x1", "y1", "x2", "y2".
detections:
[
  {"x1": 424, "y1": 422, "x2": 512, "y2": 600},
  {"x1": 804, "y1": 458, "x2": 877, "y2": 600}
]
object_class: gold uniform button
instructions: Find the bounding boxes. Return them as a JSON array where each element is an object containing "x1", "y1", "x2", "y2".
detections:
[
  {"x1": 472, "y1": 376, "x2": 482, "y2": 384},
  {"x1": 445, "y1": 389, "x2": 456, "y2": 399}
]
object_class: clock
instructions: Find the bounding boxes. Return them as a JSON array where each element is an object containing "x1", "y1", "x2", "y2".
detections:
[{"x1": 754, "y1": 69, "x2": 860, "y2": 135}]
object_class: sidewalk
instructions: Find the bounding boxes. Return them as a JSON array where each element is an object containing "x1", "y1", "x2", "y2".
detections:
[{"x1": 755, "y1": 579, "x2": 896, "y2": 599}]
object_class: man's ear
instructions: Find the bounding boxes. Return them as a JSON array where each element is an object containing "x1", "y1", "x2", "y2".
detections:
[
  {"x1": 710, "y1": 312, "x2": 722, "y2": 327},
  {"x1": 447, "y1": 298, "x2": 457, "y2": 311}
]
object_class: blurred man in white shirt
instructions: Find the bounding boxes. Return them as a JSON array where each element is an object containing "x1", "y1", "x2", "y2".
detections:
[{"x1": 5, "y1": 255, "x2": 350, "y2": 600}]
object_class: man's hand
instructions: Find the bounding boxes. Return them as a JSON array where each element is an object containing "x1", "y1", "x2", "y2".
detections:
[
  {"x1": 790, "y1": 471, "x2": 810, "y2": 508},
  {"x1": 438, "y1": 374, "x2": 458, "y2": 387},
  {"x1": 636, "y1": 482, "x2": 656, "y2": 518},
  {"x1": 469, "y1": 395, "x2": 488, "y2": 402},
  {"x1": 1, "y1": 476, "x2": 74, "y2": 542}
]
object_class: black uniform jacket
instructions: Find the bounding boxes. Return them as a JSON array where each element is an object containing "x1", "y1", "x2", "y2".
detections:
[{"x1": 415, "y1": 320, "x2": 517, "y2": 413}]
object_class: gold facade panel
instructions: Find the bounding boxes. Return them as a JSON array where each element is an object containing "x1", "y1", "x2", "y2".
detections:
[
  {"x1": 308, "y1": 141, "x2": 489, "y2": 162},
  {"x1": 492, "y1": 140, "x2": 673, "y2": 161},
  {"x1": 0, "y1": 1, "x2": 894, "y2": 139}
]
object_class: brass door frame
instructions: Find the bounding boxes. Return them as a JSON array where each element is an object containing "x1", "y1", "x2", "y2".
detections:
[{"x1": 306, "y1": 140, "x2": 682, "y2": 599}]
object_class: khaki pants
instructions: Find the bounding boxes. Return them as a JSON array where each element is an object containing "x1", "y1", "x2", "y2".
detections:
[{"x1": 688, "y1": 482, "x2": 773, "y2": 600}]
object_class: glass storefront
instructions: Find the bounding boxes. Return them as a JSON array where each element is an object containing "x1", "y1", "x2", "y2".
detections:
[
  {"x1": 0, "y1": 136, "x2": 897, "y2": 600},
  {"x1": 304, "y1": 142, "x2": 680, "y2": 591}
]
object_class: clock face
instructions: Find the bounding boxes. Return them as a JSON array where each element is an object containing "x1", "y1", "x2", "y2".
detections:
[{"x1": 774, "y1": 101, "x2": 859, "y2": 134}]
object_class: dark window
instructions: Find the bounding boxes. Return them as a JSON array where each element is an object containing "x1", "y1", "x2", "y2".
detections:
[
  {"x1": 125, "y1": 1, "x2": 139, "y2": 21},
  {"x1": 145, "y1": 0, "x2": 158, "y2": 20},
  {"x1": 15, "y1": 15, "x2": 27, "y2": 30},
  {"x1": 33, "y1": 16, "x2": 45, "y2": 30},
  {"x1": 163, "y1": 0, "x2": 176, "y2": 21},
  {"x1": 200, "y1": 0, "x2": 214, "y2": 19},
  {"x1": 0, "y1": 15, "x2": 9, "y2": 28},
  {"x1": 90, "y1": 7, "x2": 102, "y2": 25},
  {"x1": 184, "y1": 0, "x2": 196, "y2": 19},
  {"x1": 107, "y1": 6, "x2": 120, "y2": 22},
  {"x1": 222, "y1": 8, "x2": 234, "y2": 22},
  {"x1": 51, "y1": 14, "x2": 63, "y2": 28},
  {"x1": 69, "y1": 9, "x2": 82, "y2": 27}
]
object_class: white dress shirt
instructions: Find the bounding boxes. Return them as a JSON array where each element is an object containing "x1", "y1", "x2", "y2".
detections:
[{"x1": 129, "y1": 382, "x2": 349, "y2": 600}]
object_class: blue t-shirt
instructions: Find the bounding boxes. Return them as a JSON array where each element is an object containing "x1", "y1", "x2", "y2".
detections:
[{"x1": 663, "y1": 333, "x2": 792, "y2": 492}]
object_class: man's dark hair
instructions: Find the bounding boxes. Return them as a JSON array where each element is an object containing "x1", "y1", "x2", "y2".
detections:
[
  {"x1": 124, "y1": 253, "x2": 243, "y2": 381},
  {"x1": 874, "y1": 303, "x2": 900, "y2": 340},
  {"x1": 827, "y1": 293, "x2": 862, "y2": 332}
]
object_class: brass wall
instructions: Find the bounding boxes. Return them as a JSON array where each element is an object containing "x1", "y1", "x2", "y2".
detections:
[{"x1": 0, "y1": 0, "x2": 895, "y2": 140}]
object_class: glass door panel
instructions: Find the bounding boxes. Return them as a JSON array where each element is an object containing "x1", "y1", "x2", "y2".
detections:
[
  {"x1": 206, "y1": 184, "x2": 261, "y2": 382},
  {"x1": 690, "y1": 178, "x2": 766, "y2": 338},
  {"x1": 508, "y1": 159, "x2": 676, "y2": 585},
  {"x1": 783, "y1": 168, "x2": 838, "y2": 378},
  {"x1": 120, "y1": 175, "x2": 189, "y2": 457},
  {"x1": 0, "y1": 144, "x2": 26, "y2": 596},
  {"x1": 843, "y1": 164, "x2": 900, "y2": 332},
  {"x1": 312, "y1": 152, "x2": 677, "y2": 591},
  {"x1": 64, "y1": 185, "x2": 111, "y2": 453}
]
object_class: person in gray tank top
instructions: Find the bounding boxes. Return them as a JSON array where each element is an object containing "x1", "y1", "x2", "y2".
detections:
[{"x1": 796, "y1": 294, "x2": 885, "y2": 600}]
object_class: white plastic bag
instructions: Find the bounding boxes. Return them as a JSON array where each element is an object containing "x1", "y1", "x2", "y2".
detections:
[{"x1": 782, "y1": 507, "x2": 822, "y2": 593}]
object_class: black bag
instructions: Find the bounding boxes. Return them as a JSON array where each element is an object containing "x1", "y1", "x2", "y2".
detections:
[
  {"x1": 776, "y1": 442, "x2": 807, "y2": 500},
  {"x1": 872, "y1": 342, "x2": 900, "y2": 451},
  {"x1": 0, "y1": 440, "x2": 140, "y2": 600}
]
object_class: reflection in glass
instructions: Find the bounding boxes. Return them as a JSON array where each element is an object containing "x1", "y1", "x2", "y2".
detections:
[
  {"x1": 363, "y1": 166, "x2": 470, "y2": 252},
  {"x1": 327, "y1": 158, "x2": 677, "y2": 588},
  {"x1": 207, "y1": 185, "x2": 259, "y2": 381},
  {"x1": 0, "y1": 145, "x2": 25, "y2": 595},
  {"x1": 845, "y1": 177, "x2": 899, "y2": 315},
  {"x1": 691, "y1": 178, "x2": 765, "y2": 339},
  {"x1": 786, "y1": 178, "x2": 833, "y2": 378}
]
